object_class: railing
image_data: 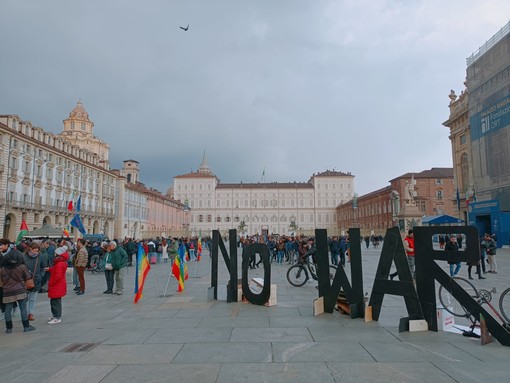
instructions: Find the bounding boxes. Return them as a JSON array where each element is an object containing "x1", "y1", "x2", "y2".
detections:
[
  {"x1": 1, "y1": 200, "x2": 114, "y2": 218},
  {"x1": 467, "y1": 20, "x2": 510, "y2": 66}
]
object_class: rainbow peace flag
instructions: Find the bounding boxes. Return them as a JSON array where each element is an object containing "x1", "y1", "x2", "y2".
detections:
[
  {"x1": 63, "y1": 227, "x2": 71, "y2": 238},
  {"x1": 172, "y1": 242, "x2": 188, "y2": 292},
  {"x1": 197, "y1": 237, "x2": 202, "y2": 261},
  {"x1": 134, "y1": 243, "x2": 151, "y2": 303}
]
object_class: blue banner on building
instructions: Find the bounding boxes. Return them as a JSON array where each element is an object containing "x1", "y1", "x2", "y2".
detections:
[{"x1": 470, "y1": 86, "x2": 510, "y2": 141}]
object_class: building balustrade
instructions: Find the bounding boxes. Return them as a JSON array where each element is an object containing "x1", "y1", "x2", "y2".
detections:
[{"x1": 1, "y1": 199, "x2": 114, "y2": 219}]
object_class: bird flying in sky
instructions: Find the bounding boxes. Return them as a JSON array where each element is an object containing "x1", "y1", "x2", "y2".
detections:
[{"x1": 180, "y1": 24, "x2": 189, "y2": 31}]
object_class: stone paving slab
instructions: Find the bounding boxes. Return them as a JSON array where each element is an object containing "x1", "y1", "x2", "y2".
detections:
[
  {"x1": 272, "y1": 341, "x2": 375, "y2": 362},
  {"x1": 196, "y1": 315, "x2": 270, "y2": 328},
  {"x1": 432, "y1": 361, "x2": 510, "y2": 383},
  {"x1": 326, "y1": 361, "x2": 457, "y2": 383},
  {"x1": 359, "y1": 341, "x2": 471, "y2": 362},
  {"x1": 172, "y1": 342, "x2": 272, "y2": 363},
  {"x1": 145, "y1": 327, "x2": 232, "y2": 343},
  {"x1": 97, "y1": 364, "x2": 221, "y2": 383},
  {"x1": 217, "y1": 362, "x2": 335, "y2": 383},
  {"x1": 42, "y1": 364, "x2": 116, "y2": 383},
  {"x1": 309, "y1": 326, "x2": 400, "y2": 342},
  {"x1": 76, "y1": 344, "x2": 183, "y2": 364},
  {"x1": 102, "y1": 328, "x2": 156, "y2": 344},
  {"x1": 230, "y1": 327, "x2": 313, "y2": 343}
]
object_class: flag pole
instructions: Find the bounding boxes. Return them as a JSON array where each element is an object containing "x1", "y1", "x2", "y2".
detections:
[
  {"x1": 152, "y1": 271, "x2": 160, "y2": 298},
  {"x1": 192, "y1": 258, "x2": 199, "y2": 278},
  {"x1": 163, "y1": 265, "x2": 174, "y2": 297}
]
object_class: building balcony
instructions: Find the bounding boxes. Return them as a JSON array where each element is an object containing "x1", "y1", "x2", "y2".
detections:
[{"x1": 4, "y1": 200, "x2": 114, "y2": 219}]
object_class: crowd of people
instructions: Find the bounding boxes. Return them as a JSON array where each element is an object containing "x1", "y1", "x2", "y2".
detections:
[
  {"x1": 0, "y1": 235, "x2": 211, "y2": 334},
  {"x1": 445, "y1": 232, "x2": 498, "y2": 279},
  {"x1": 0, "y1": 229, "x2": 502, "y2": 334},
  {"x1": 237, "y1": 234, "x2": 352, "y2": 268}
]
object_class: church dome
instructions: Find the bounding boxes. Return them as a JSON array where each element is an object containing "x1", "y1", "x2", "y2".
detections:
[{"x1": 69, "y1": 101, "x2": 90, "y2": 121}]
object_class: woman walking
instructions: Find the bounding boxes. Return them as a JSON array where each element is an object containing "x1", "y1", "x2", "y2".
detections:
[{"x1": 0, "y1": 249, "x2": 36, "y2": 333}]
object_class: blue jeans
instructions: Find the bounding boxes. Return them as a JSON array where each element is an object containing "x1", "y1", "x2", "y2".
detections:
[
  {"x1": 277, "y1": 250, "x2": 284, "y2": 263},
  {"x1": 330, "y1": 252, "x2": 339, "y2": 266},
  {"x1": 480, "y1": 251, "x2": 487, "y2": 273},
  {"x1": 73, "y1": 267, "x2": 80, "y2": 288},
  {"x1": 450, "y1": 263, "x2": 461, "y2": 276},
  {"x1": 27, "y1": 290, "x2": 38, "y2": 315},
  {"x1": 5, "y1": 299, "x2": 28, "y2": 322}
]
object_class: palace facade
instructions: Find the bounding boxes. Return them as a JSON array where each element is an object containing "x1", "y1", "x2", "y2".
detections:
[
  {"x1": 0, "y1": 112, "x2": 116, "y2": 239},
  {"x1": 171, "y1": 154, "x2": 355, "y2": 237}
]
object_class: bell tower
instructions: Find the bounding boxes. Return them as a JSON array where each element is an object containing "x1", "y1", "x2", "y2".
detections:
[{"x1": 122, "y1": 160, "x2": 140, "y2": 184}]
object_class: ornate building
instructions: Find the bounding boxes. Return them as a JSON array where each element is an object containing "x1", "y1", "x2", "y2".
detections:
[
  {"x1": 443, "y1": 85, "x2": 471, "y2": 223},
  {"x1": 336, "y1": 168, "x2": 455, "y2": 235},
  {"x1": 172, "y1": 154, "x2": 354, "y2": 237},
  {"x1": 445, "y1": 21, "x2": 510, "y2": 245},
  {"x1": 112, "y1": 160, "x2": 189, "y2": 240},
  {"x1": 0, "y1": 113, "x2": 116, "y2": 240}
]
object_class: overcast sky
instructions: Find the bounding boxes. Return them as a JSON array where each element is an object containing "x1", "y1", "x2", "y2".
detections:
[{"x1": 1, "y1": 1, "x2": 509, "y2": 196}]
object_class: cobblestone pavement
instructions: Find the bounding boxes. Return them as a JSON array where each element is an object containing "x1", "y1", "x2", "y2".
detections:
[{"x1": 1, "y1": 241, "x2": 510, "y2": 383}]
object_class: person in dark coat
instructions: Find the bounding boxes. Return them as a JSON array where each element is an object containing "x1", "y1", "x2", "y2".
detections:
[
  {"x1": 445, "y1": 235, "x2": 461, "y2": 277},
  {"x1": 46, "y1": 246, "x2": 69, "y2": 324},
  {"x1": 329, "y1": 236, "x2": 341, "y2": 266},
  {"x1": 23, "y1": 242, "x2": 47, "y2": 322},
  {"x1": 109, "y1": 241, "x2": 128, "y2": 295},
  {"x1": 0, "y1": 246, "x2": 36, "y2": 333}
]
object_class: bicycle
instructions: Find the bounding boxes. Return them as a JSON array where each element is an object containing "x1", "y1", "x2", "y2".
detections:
[
  {"x1": 286, "y1": 258, "x2": 337, "y2": 287},
  {"x1": 90, "y1": 256, "x2": 105, "y2": 273},
  {"x1": 438, "y1": 276, "x2": 510, "y2": 335}
]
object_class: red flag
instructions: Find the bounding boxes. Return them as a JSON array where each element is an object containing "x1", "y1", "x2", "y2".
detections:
[
  {"x1": 19, "y1": 219, "x2": 29, "y2": 232},
  {"x1": 67, "y1": 192, "x2": 74, "y2": 212}
]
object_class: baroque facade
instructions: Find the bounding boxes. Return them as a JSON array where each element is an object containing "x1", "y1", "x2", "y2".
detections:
[
  {"x1": 443, "y1": 85, "x2": 471, "y2": 223},
  {"x1": 0, "y1": 113, "x2": 116, "y2": 240},
  {"x1": 445, "y1": 21, "x2": 510, "y2": 245},
  {"x1": 171, "y1": 155, "x2": 354, "y2": 237}
]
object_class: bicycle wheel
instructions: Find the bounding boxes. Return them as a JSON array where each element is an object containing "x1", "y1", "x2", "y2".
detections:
[
  {"x1": 438, "y1": 277, "x2": 479, "y2": 318},
  {"x1": 499, "y1": 287, "x2": 510, "y2": 324},
  {"x1": 287, "y1": 265, "x2": 309, "y2": 287}
]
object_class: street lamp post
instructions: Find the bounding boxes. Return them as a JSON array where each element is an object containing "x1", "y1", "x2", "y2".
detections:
[{"x1": 352, "y1": 193, "x2": 358, "y2": 230}]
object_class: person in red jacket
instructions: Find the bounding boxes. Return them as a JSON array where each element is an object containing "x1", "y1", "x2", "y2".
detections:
[{"x1": 46, "y1": 246, "x2": 69, "y2": 324}]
